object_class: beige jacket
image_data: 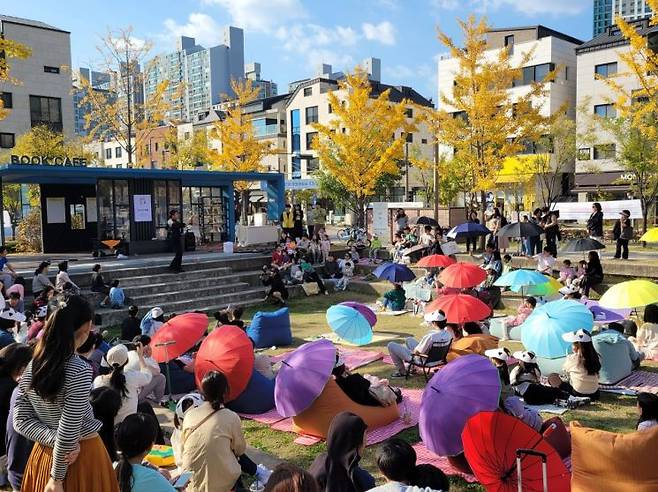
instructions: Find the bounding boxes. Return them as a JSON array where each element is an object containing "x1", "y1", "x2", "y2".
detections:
[{"x1": 182, "y1": 403, "x2": 247, "y2": 492}]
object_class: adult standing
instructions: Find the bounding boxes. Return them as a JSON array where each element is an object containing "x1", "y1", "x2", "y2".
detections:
[
  {"x1": 14, "y1": 295, "x2": 119, "y2": 492},
  {"x1": 394, "y1": 209, "x2": 408, "y2": 233},
  {"x1": 529, "y1": 209, "x2": 544, "y2": 255},
  {"x1": 587, "y1": 202, "x2": 604, "y2": 242},
  {"x1": 465, "y1": 210, "x2": 480, "y2": 254},
  {"x1": 309, "y1": 204, "x2": 326, "y2": 238},
  {"x1": 293, "y1": 204, "x2": 305, "y2": 240},
  {"x1": 168, "y1": 210, "x2": 185, "y2": 273},
  {"x1": 613, "y1": 209, "x2": 633, "y2": 260},
  {"x1": 281, "y1": 204, "x2": 295, "y2": 238},
  {"x1": 543, "y1": 210, "x2": 560, "y2": 257}
]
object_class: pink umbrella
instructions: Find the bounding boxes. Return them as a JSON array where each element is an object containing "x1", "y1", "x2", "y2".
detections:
[{"x1": 340, "y1": 302, "x2": 377, "y2": 327}]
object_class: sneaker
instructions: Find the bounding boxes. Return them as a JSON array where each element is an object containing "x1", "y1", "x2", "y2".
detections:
[
  {"x1": 390, "y1": 371, "x2": 405, "y2": 378},
  {"x1": 255, "y1": 464, "x2": 272, "y2": 484},
  {"x1": 567, "y1": 395, "x2": 591, "y2": 408}
]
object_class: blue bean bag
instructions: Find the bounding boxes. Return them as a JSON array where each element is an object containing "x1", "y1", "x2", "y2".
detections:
[
  {"x1": 247, "y1": 308, "x2": 293, "y2": 349},
  {"x1": 159, "y1": 362, "x2": 196, "y2": 395},
  {"x1": 227, "y1": 370, "x2": 275, "y2": 414},
  {"x1": 593, "y1": 330, "x2": 639, "y2": 384}
]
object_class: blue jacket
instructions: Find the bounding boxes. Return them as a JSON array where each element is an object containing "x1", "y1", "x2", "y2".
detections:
[{"x1": 593, "y1": 330, "x2": 641, "y2": 385}]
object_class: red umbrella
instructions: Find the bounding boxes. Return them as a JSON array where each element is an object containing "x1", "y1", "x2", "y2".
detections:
[
  {"x1": 462, "y1": 411, "x2": 570, "y2": 492},
  {"x1": 151, "y1": 312, "x2": 209, "y2": 363},
  {"x1": 194, "y1": 325, "x2": 254, "y2": 402},
  {"x1": 425, "y1": 294, "x2": 491, "y2": 323},
  {"x1": 438, "y1": 262, "x2": 487, "y2": 288},
  {"x1": 417, "y1": 255, "x2": 456, "y2": 268}
]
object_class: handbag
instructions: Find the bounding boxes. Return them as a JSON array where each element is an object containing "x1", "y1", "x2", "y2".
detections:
[
  {"x1": 364, "y1": 375, "x2": 398, "y2": 407},
  {"x1": 301, "y1": 282, "x2": 320, "y2": 296}
]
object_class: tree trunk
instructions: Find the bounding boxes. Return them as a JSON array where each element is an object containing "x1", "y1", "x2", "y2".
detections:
[
  {"x1": 241, "y1": 189, "x2": 250, "y2": 226},
  {"x1": 355, "y1": 195, "x2": 367, "y2": 230},
  {"x1": 479, "y1": 189, "x2": 487, "y2": 250}
]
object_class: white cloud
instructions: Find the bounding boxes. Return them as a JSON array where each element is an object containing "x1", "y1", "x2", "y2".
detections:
[
  {"x1": 163, "y1": 13, "x2": 222, "y2": 47},
  {"x1": 202, "y1": 0, "x2": 306, "y2": 32},
  {"x1": 275, "y1": 23, "x2": 359, "y2": 70},
  {"x1": 374, "y1": 0, "x2": 400, "y2": 9},
  {"x1": 362, "y1": 21, "x2": 397, "y2": 45},
  {"x1": 432, "y1": 0, "x2": 588, "y2": 16}
]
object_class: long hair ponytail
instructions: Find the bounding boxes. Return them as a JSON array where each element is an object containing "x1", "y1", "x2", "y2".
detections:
[
  {"x1": 31, "y1": 295, "x2": 93, "y2": 401},
  {"x1": 115, "y1": 413, "x2": 158, "y2": 492},
  {"x1": 109, "y1": 364, "x2": 128, "y2": 398}
]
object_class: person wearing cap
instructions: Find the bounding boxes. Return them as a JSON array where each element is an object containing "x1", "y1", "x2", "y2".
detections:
[
  {"x1": 510, "y1": 351, "x2": 567, "y2": 405},
  {"x1": 613, "y1": 209, "x2": 633, "y2": 260},
  {"x1": 140, "y1": 306, "x2": 165, "y2": 337},
  {"x1": 499, "y1": 296, "x2": 536, "y2": 341},
  {"x1": 387, "y1": 310, "x2": 450, "y2": 378},
  {"x1": 125, "y1": 335, "x2": 167, "y2": 405},
  {"x1": 485, "y1": 348, "x2": 512, "y2": 390},
  {"x1": 548, "y1": 329, "x2": 601, "y2": 401},
  {"x1": 0, "y1": 308, "x2": 25, "y2": 350},
  {"x1": 171, "y1": 393, "x2": 204, "y2": 469},
  {"x1": 93, "y1": 342, "x2": 153, "y2": 425}
]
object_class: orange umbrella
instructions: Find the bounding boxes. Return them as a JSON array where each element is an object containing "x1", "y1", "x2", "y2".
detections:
[
  {"x1": 194, "y1": 325, "x2": 254, "y2": 402},
  {"x1": 151, "y1": 312, "x2": 209, "y2": 363},
  {"x1": 425, "y1": 294, "x2": 491, "y2": 323},
  {"x1": 438, "y1": 262, "x2": 487, "y2": 288},
  {"x1": 417, "y1": 255, "x2": 456, "y2": 268}
]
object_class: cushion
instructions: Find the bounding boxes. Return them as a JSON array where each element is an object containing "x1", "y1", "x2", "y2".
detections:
[
  {"x1": 536, "y1": 356, "x2": 566, "y2": 375},
  {"x1": 447, "y1": 335, "x2": 499, "y2": 362},
  {"x1": 227, "y1": 370, "x2": 275, "y2": 415},
  {"x1": 247, "y1": 308, "x2": 293, "y2": 349},
  {"x1": 592, "y1": 332, "x2": 634, "y2": 384},
  {"x1": 159, "y1": 362, "x2": 195, "y2": 395},
  {"x1": 489, "y1": 318, "x2": 522, "y2": 341},
  {"x1": 292, "y1": 378, "x2": 399, "y2": 438},
  {"x1": 571, "y1": 422, "x2": 658, "y2": 492}
]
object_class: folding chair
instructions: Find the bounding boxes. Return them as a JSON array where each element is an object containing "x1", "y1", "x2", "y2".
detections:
[{"x1": 405, "y1": 340, "x2": 452, "y2": 381}]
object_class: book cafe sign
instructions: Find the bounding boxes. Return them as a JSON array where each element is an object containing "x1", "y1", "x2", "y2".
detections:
[{"x1": 10, "y1": 155, "x2": 87, "y2": 167}]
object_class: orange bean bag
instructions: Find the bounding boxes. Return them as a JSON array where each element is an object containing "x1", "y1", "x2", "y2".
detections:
[
  {"x1": 292, "y1": 378, "x2": 400, "y2": 438},
  {"x1": 570, "y1": 421, "x2": 658, "y2": 492},
  {"x1": 447, "y1": 334, "x2": 499, "y2": 362}
]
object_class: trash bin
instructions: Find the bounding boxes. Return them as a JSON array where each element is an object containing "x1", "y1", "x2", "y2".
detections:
[{"x1": 223, "y1": 241, "x2": 234, "y2": 254}]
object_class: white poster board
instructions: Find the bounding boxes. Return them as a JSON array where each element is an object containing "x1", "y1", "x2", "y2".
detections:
[
  {"x1": 551, "y1": 199, "x2": 643, "y2": 221},
  {"x1": 371, "y1": 202, "x2": 390, "y2": 244},
  {"x1": 46, "y1": 197, "x2": 66, "y2": 224},
  {"x1": 86, "y1": 197, "x2": 97, "y2": 222},
  {"x1": 133, "y1": 194, "x2": 152, "y2": 222}
]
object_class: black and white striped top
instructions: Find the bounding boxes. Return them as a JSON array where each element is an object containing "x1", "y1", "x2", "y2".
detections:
[{"x1": 14, "y1": 355, "x2": 101, "y2": 481}]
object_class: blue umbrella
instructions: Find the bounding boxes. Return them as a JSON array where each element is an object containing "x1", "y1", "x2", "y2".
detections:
[
  {"x1": 521, "y1": 300, "x2": 594, "y2": 358},
  {"x1": 447, "y1": 222, "x2": 490, "y2": 239},
  {"x1": 494, "y1": 269, "x2": 549, "y2": 292},
  {"x1": 326, "y1": 305, "x2": 373, "y2": 346},
  {"x1": 373, "y1": 262, "x2": 416, "y2": 282}
]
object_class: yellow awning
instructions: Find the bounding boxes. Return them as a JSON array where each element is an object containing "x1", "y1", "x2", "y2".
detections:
[{"x1": 495, "y1": 154, "x2": 548, "y2": 185}]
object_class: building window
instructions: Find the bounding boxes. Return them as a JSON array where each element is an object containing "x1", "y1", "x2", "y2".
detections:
[
  {"x1": 405, "y1": 133, "x2": 413, "y2": 143},
  {"x1": 515, "y1": 63, "x2": 555, "y2": 87},
  {"x1": 595, "y1": 62, "x2": 618, "y2": 78},
  {"x1": 306, "y1": 132, "x2": 318, "y2": 150},
  {"x1": 105, "y1": 148, "x2": 112, "y2": 159},
  {"x1": 452, "y1": 111, "x2": 468, "y2": 123},
  {"x1": 504, "y1": 34, "x2": 515, "y2": 53},
  {"x1": 115, "y1": 147, "x2": 122, "y2": 158},
  {"x1": 43, "y1": 66, "x2": 60, "y2": 74},
  {"x1": 0, "y1": 133, "x2": 14, "y2": 149},
  {"x1": 594, "y1": 104, "x2": 616, "y2": 118},
  {"x1": 305, "y1": 106, "x2": 319, "y2": 124},
  {"x1": 155, "y1": 142, "x2": 159, "y2": 152},
  {"x1": 29, "y1": 95, "x2": 62, "y2": 132},
  {"x1": 593, "y1": 143, "x2": 616, "y2": 160},
  {"x1": 0, "y1": 92, "x2": 12, "y2": 109},
  {"x1": 328, "y1": 103, "x2": 332, "y2": 114},
  {"x1": 303, "y1": 87, "x2": 312, "y2": 97},
  {"x1": 307, "y1": 157, "x2": 320, "y2": 173},
  {"x1": 421, "y1": 138, "x2": 428, "y2": 144},
  {"x1": 184, "y1": 132, "x2": 190, "y2": 140},
  {"x1": 577, "y1": 148, "x2": 591, "y2": 161},
  {"x1": 405, "y1": 108, "x2": 413, "y2": 118},
  {"x1": 565, "y1": 66, "x2": 569, "y2": 80}
]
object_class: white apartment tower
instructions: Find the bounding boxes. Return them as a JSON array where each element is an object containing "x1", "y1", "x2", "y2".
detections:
[
  {"x1": 612, "y1": 0, "x2": 652, "y2": 21},
  {"x1": 0, "y1": 15, "x2": 74, "y2": 149}
]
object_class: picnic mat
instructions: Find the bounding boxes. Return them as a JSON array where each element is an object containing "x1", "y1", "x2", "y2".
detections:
[
  {"x1": 377, "y1": 310, "x2": 410, "y2": 316},
  {"x1": 281, "y1": 388, "x2": 424, "y2": 446},
  {"x1": 271, "y1": 347, "x2": 384, "y2": 371},
  {"x1": 238, "y1": 407, "x2": 286, "y2": 425},
  {"x1": 600, "y1": 370, "x2": 658, "y2": 394},
  {"x1": 525, "y1": 403, "x2": 569, "y2": 415},
  {"x1": 411, "y1": 442, "x2": 478, "y2": 483},
  {"x1": 305, "y1": 332, "x2": 398, "y2": 346}
]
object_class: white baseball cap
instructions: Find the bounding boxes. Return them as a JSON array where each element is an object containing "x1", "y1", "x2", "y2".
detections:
[
  {"x1": 513, "y1": 351, "x2": 537, "y2": 364},
  {"x1": 424, "y1": 310, "x2": 447, "y2": 323},
  {"x1": 0, "y1": 307, "x2": 25, "y2": 323},
  {"x1": 36, "y1": 305, "x2": 48, "y2": 318},
  {"x1": 175, "y1": 393, "x2": 204, "y2": 420},
  {"x1": 150, "y1": 307, "x2": 164, "y2": 319},
  {"x1": 105, "y1": 344, "x2": 129, "y2": 368},
  {"x1": 485, "y1": 348, "x2": 510, "y2": 361},
  {"x1": 562, "y1": 329, "x2": 592, "y2": 343}
]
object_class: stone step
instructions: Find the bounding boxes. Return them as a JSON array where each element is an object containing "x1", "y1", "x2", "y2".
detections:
[
  {"x1": 127, "y1": 281, "x2": 251, "y2": 305},
  {"x1": 121, "y1": 271, "x2": 263, "y2": 296},
  {"x1": 115, "y1": 266, "x2": 234, "y2": 288}
]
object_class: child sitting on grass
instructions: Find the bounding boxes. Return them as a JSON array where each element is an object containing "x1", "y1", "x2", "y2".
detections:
[
  {"x1": 559, "y1": 259, "x2": 576, "y2": 286},
  {"x1": 637, "y1": 392, "x2": 658, "y2": 432},
  {"x1": 109, "y1": 280, "x2": 126, "y2": 309}
]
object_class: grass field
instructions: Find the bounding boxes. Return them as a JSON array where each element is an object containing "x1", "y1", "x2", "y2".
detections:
[{"x1": 236, "y1": 290, "x2": 655, "y2": 491}]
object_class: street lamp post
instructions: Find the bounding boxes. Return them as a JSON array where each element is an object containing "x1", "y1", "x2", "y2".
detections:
[
  {"x1": 433, "y1": 141, "x2": 439, "y2": 221},
  {"x1": 404, "y1": 141, "x2": 409, "y2": 202}
]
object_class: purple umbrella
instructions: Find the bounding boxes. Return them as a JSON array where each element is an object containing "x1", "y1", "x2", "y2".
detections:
[
  {"x1": 274, "y1": 339, "x2": 336, "y2": 417},
  {"x1": 584, "y1": 300, "x2": 631, "y2": 325},
  {"x1": 419, "y1": 354, "x2": 501, "y2": 457},
  {"x1": 340, "y1": 302, "x2": 377, "y2": 327}
]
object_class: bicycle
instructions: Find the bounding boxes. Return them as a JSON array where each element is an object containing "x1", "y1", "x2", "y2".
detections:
[{"x1": 346, "y1": 227, "x2": 371, "y2": 249}]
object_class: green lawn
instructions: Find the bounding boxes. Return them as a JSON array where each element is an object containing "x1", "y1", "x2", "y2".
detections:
[{"x1": 237, "y1": 291, "x2": 655, "y2": 492}]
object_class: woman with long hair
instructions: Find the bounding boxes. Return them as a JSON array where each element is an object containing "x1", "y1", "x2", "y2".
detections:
[
  {"x1": 115, "y1": 413, "x2": 175, "y2": 492},
  {"x1": 630, "y1": 304, "x2": 658, "y2": 359},
  {"x1": 31, "y1": 261, "x2": 53, "y2": 299},
  {"x1": 309, "y1": 412, "x2": 374, "y2": 492},
  {"x1": 551, "y1": 329, "x2": 601, "y2": 401},
  {"x1": 582, "y1": 251, "x2": 604, "y2": 297},
  {"x1": 264, "y1": 463, "x2": 319, "y2": 492},
  {"x1": 636, "y1": 392, "x2": 658, "y2": 431},
  {"x1": 14, "y1": 295, "x2": 118, "y2": 492},
  {"x1": 90, "y1": 387, "x2": 122, "y2": 461},
  {"x1": 510, "y1": 351, "x2": 567, "y2": 405}
]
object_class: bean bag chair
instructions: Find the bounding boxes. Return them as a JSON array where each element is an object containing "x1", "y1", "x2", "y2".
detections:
[
  {"x1": 292, "y1": 378, "x2": 399, "y2": 438},
  {"x1": 247, "y1": 308, "x2": 293, "y2": 349},
  {"x1": 592, "y1": 331, "x2": 638, "y2": 384},
  {"x1": 447, "y1": 335, "x2": 499, "y2": 362},
  {"x1": 159, "y1": 362, "x2": 195, "y2": 395},
  {"x1": 489, "y1": 318, "x2": 522, "y2": 341},
  {"x1": 227, "y1": 370, "x2": 275, "y2": 415},
  {"x1": 570, "y1": 421, "x2": 658, "y2": 492},
  {"x1": 535, "y1": 356, "x2": 566, "y2": 375}
]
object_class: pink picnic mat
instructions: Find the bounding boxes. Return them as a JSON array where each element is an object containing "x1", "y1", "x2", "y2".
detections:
[
  {"x1": 412, "y1": 442, "x2": 478, "y2": 483},
  {"x1": 272, "y1": 347, "x2": 384, "y2": 371},
  {"x1": 238, "y1": 407, "x2": 286, "y2": 425},
  {"x1": 601, "y1": 370, "x2": 658, "y2": 393}
]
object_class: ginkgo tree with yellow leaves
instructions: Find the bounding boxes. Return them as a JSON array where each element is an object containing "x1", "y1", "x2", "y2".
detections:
[
  {"x1": 312, "y1": 69, "x2": 410, "y2": 228},
  {"x1": 0, "y1": 37, "x2": 31, "y2": 120},
  {"x1": 209, "y1": 78, "x2": 278, "y2": 224},
  {"x1": 432, "y1": 16, "x2": 555, "y2": 228}
]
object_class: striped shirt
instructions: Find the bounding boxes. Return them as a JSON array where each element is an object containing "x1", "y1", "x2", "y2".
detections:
[{"x1": 14, "y1": 355, "x2": 101, "y2": 481}]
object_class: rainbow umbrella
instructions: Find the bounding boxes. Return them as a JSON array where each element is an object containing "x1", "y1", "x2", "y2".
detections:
[
  {"x1": 494, "y1": 270, "x2": 549, "y2": 296},
  {"x1": 326, "y1": 305, "x2": 373, "y2": 346},
  {"x1": 514, "y1": 275, "x2": 562, "y2": 297},
  {"x1": 599, "y1": 280, "x2": 658, "y2": 309}
]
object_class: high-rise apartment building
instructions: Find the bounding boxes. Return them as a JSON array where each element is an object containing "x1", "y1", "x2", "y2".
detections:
[
  {"x1": 245, "y1": 63, "x2": 278, "y2": 99},
  {"x1": 612, "y1": 0, "x2": 652, "y2": 21},
  {"x1": 72, "y1": 68, "x2": 111, "y2": 136},
  {"x1": 144, "y1": 26, "x2": 244, "y2": 122},
  {"x1": 594, "y1": 0, "x2": 613, "y2": 36}
]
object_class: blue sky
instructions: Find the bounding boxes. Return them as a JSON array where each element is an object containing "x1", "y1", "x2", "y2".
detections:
[{"x1": 6, "y1": 0, "x2": 593, "y2": 101}]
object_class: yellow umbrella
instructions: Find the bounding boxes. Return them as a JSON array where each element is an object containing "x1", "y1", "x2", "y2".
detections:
[
  {"x1": 522, "y1": 276, "x2": 562, "y2": 297},
  {"x1": 640, "y1": 228, "x2": 658, "y2": 243},
  {"x1": 599, "y1": 280, "x2": 658, "y2": 309}
]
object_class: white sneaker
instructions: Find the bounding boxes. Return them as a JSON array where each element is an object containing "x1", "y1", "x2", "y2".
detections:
[{"x1": 255, "y1": 464, "x2": 272, "y2": 484}]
